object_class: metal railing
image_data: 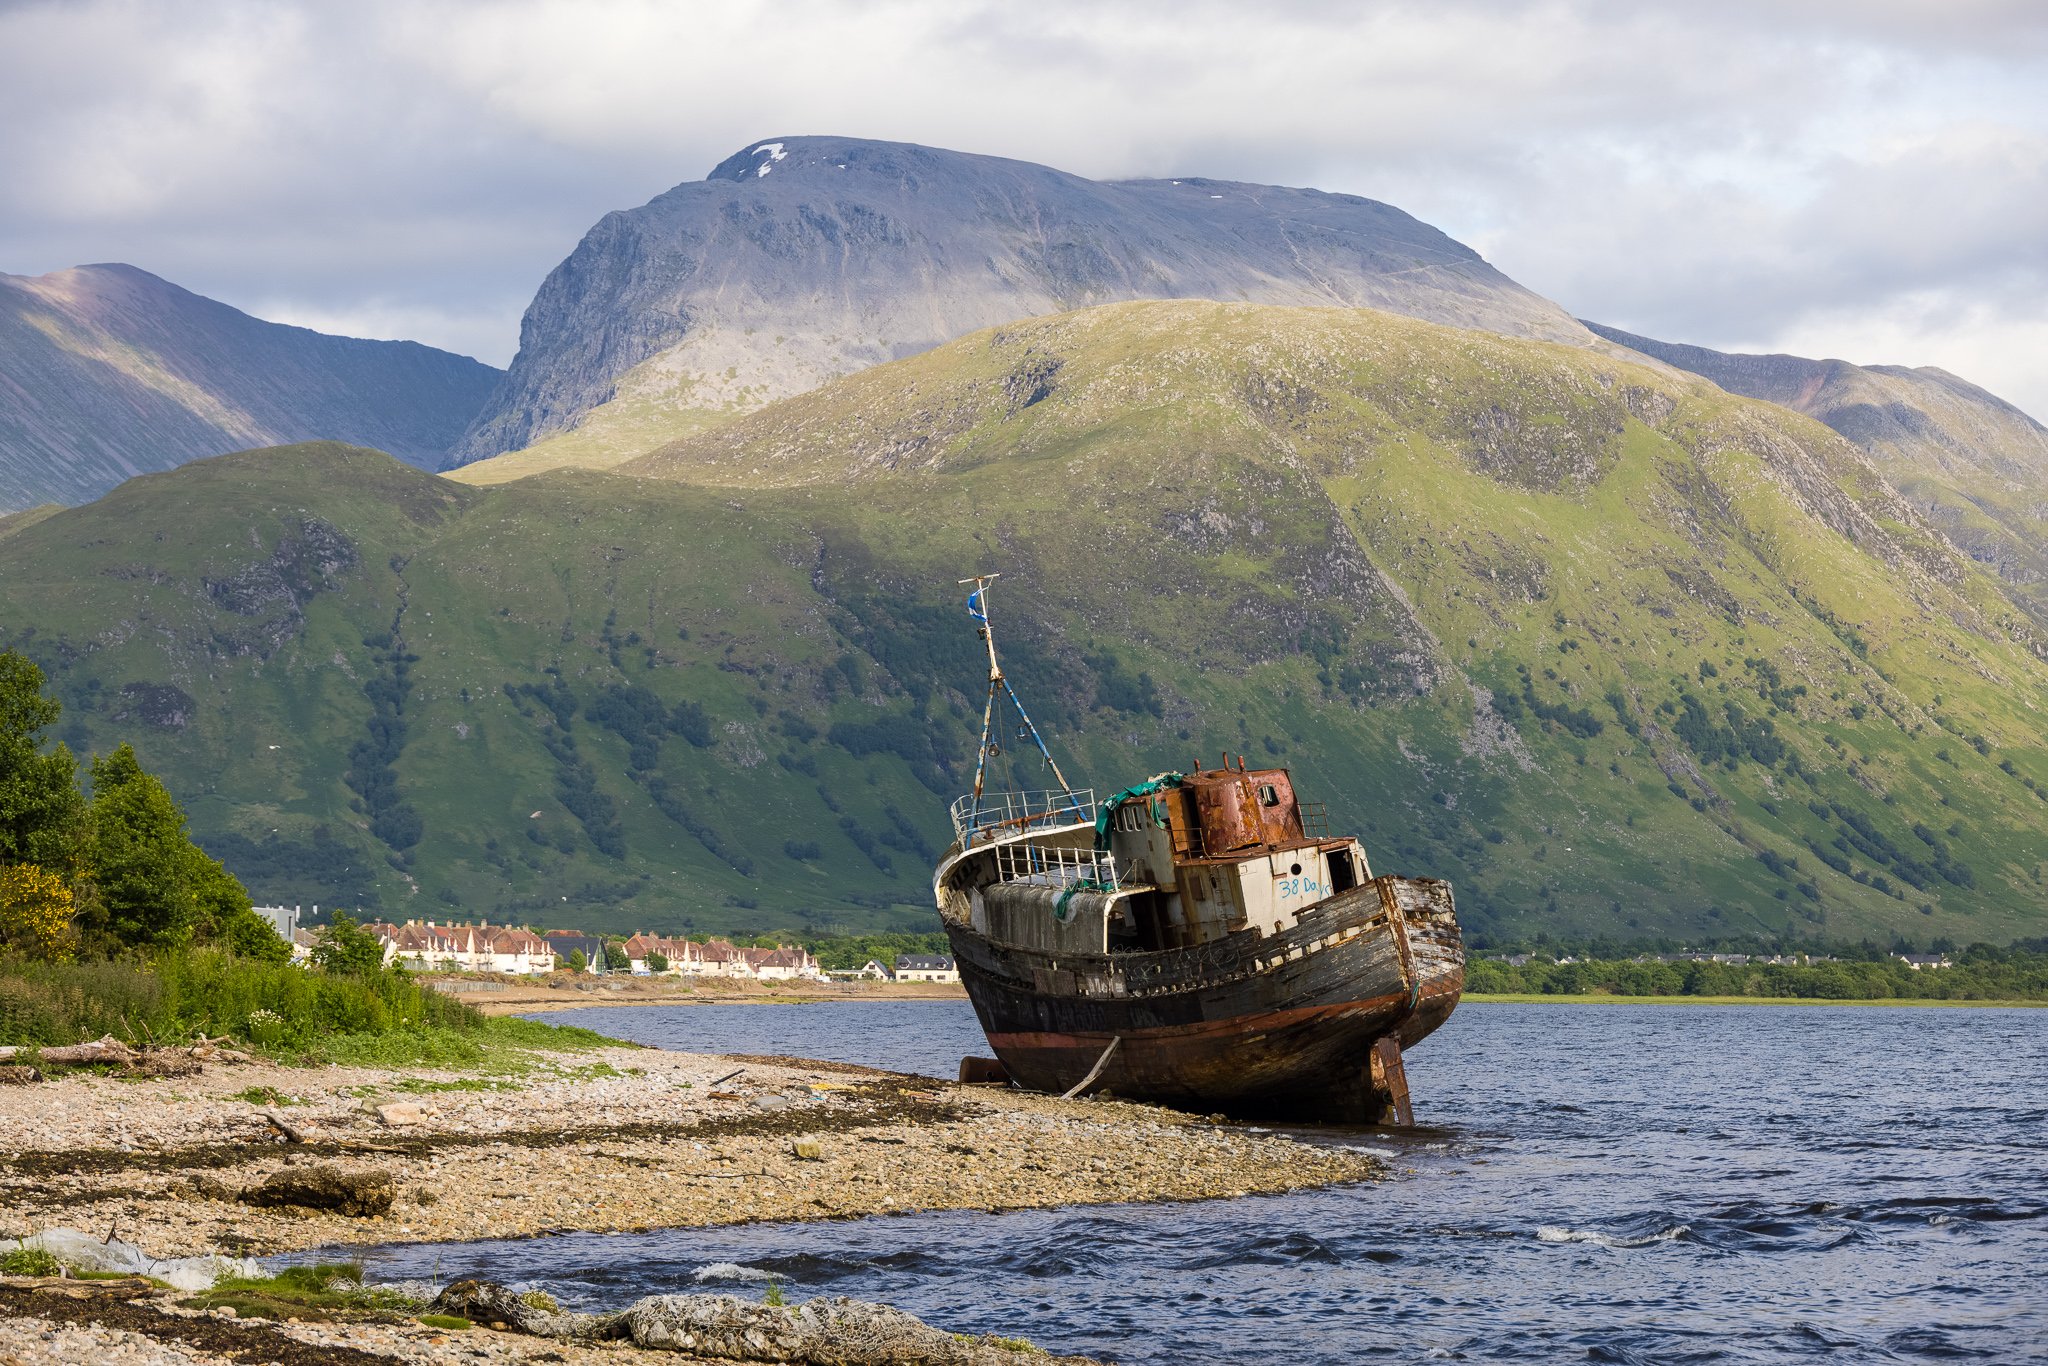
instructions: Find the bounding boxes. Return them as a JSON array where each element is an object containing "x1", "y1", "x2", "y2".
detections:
[
  {"x1": 949, "y1": 787, "x2": 1098, "y2": 846},
  {"x1": 993, "y1": 841, "x2": 1122, "y2": 892}
]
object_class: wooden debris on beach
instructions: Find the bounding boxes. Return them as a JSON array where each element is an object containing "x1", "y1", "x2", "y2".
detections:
[
  {"x1": 34, "y1": 1036, "x2": 140, "y2": 1067},
  {"x1": 0, "y1": 1034, "x2": 253, "y2": 1081}
]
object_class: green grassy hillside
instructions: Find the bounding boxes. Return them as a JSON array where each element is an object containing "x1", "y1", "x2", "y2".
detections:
[
  {"x1": 6, "y1": 301, "x2": 2048, "y2": 946},
  {"x1": 1584, "y1": 322, "x2": 2048, "y2": 635}
]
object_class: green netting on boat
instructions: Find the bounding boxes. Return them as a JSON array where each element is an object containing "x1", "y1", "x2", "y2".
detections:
[
  {"x1": 1093, "y1": 772, "x2": 1185, "y2": 851},
  {"x1": 1053, "y1": 881, "x2": 1115, "y2": 922}
]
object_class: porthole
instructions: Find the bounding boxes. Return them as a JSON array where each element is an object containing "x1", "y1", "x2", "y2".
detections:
[{"x1": 1290, "y1": 862, "x2": 1302, "y2": 876}]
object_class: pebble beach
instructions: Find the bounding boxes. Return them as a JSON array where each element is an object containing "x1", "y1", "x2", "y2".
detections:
[{"x1": 0, "y1": 1036, "x2": 1382, "y2": 1364}]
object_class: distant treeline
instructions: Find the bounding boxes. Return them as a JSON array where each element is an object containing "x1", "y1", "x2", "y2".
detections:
[
  {"x1": 795, "y1": 931, "x2": 952, "y2": 972},
  {"x1": 1467, "y1": 943, "x2": 2048, "y2": 1001}
]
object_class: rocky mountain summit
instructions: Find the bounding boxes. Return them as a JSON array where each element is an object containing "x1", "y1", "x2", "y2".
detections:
[
  {"x1": 449, "y1": 135, "x2": 1589, "y2": 467},
  {"x1": 0, "y1": 264, "x2": 501, "y2": 511},
  {"x1": 1587, "y1": 321, "x2": 2048, "y2": 629}
]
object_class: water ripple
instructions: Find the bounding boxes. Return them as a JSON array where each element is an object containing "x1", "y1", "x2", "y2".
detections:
[{"x1": 306, "y1": 1001, "x2": 2048, "y2": 1364}]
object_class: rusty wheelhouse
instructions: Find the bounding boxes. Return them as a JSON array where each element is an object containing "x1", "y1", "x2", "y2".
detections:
[{"x1": 932, "y1": 576, "x2": 1464, "y2": 1124}]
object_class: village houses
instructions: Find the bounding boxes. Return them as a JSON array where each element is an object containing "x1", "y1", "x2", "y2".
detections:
[
  {"x1": 305, "y1": 919, "x2": 828, "y2": 981},
  {"x1": 362, "y1": 920, "x2": 556, "y2": 974},
  {"x1": 619, "y1": 933, "x2": 821, "y2": 980}
]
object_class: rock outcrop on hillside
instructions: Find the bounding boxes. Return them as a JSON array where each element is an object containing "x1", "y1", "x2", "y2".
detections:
[
  {"x1": 450, "y1": 135, "x2": 1589, "y2": 465},
  {"x1": 1586, "y1": 321, "x2": 2048, "y2": 628},
  {"x1": 0, "y1": 263, "x2": 501, "y2": 510}
]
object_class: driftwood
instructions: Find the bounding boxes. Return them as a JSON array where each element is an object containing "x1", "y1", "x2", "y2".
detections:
[
  {"x1": 35, "y1": 1036, "x2": 140, "y2": 1067},
  {"x1": 262, "y1": 1108, "x2": 311, "y2": 1143},
  {"x1": 8, "y1": 1034, "x2": 254, "y2": 1077},
  {"x1": 187, "y1": 1035, "x2": 253, "y2": 1064},
  {"x1": 3, "y1": 1275, "x2": 163, "y2": 1301}
]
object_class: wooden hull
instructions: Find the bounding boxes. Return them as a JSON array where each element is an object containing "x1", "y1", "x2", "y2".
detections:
[{"x1": 946, "y1": 875, "x2": 1463, "y2": 1123}]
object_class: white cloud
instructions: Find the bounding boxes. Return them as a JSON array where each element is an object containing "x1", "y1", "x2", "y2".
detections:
[{"x1": 0, "y1": 0, "x2": 2042, "y2": 412}]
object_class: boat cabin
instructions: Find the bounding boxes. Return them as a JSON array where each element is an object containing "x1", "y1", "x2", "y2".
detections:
[
  {"x1": 946, "y1": 760, "x2": 1374, "y2": 957},
  {"x1": 1099, "y1": 761, "x2": 1370, "y2": 951}
]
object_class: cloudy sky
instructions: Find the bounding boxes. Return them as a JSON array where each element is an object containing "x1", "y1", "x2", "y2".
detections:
[{"x1": 4, "y1": 0, "x2": 2044, "y2": 416}]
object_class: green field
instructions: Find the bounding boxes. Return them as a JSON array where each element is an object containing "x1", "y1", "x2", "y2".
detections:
[{"x1": 6, "y1": 301, "x2": 2048, "y2": 945}]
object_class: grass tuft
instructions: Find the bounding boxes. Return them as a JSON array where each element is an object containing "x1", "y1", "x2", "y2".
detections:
[
  {"x1": 180, "y1": 1263, "x2": 423, "y2": 1322},
  {"x1": 0, "y1": 1246, "x2": 62, "y2": 1277}
]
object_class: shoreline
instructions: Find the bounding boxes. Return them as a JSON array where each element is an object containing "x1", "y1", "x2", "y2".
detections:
[
  {"x1": 1462, "y1": 992, "x2": 2046, "y2": 1007},
  {"x1": 0, "y1": 1041, "x2": 1380, "y2": 1263},
  {"x1": 0, "y1": 1036, "x2": 1376, "y2": 1362},
  {"x1": 462, "y1": 979, "x2": 969, "y2": 1016}
]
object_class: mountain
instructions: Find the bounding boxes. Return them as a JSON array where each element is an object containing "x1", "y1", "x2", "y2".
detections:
[
  {"x1": 0, "y1": 263, "x2": 502, "y2": 511},
  {"x1": 448, "y1": 135, "x2": 1590, "y2": 473},
  {"x1": 1584, "y1": 322, "x2": 2048, "y2": 630},
  {"x1": 6, "y1": 302, "x2": 2046, "y2": 948}
]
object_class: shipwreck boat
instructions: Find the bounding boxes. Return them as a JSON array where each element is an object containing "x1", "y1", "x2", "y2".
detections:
[{"x1": 931, "y1": 576, "x2": 1464, "y2": 1125}]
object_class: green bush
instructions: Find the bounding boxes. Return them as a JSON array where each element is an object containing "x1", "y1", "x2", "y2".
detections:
[{"x1": 0, "y1": 948, "x2": 479, "y2": 1050}]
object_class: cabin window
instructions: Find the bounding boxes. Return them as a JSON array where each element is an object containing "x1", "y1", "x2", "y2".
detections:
[{"x1": 1257, "y1": 783, "x2": 1280, "y2": 807}]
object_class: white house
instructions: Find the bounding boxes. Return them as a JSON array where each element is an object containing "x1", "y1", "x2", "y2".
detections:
[
  {"x1": 250, "y1": 904, "x2": 303, "y2": 942},
  {"x1": 365, "y1": 921, "x2": 557, "y2": 974},
  {"x1": 744, "y1": 945, "x2": 820, "y2": 981},
  {"x1": 621, "y1": 933, "x2": 703, "y2": 975},
  {"x1": 893, "y1": 954, "x2": 959, "y2": 983}
]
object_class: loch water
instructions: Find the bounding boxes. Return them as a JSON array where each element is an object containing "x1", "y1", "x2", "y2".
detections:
[{"x1": 336, "y1": 1001, "x2": 2046, "y2": 1363}]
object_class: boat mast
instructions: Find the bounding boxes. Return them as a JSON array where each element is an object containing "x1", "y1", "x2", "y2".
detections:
[{"x1": 960, "y1": 573, "x2": 1077, "y2": 804}]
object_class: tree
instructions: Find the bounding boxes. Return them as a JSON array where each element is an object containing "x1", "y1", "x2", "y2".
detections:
[
  {"x1": 0, "y1": 863, "x2": 75, "y2": 962},
  {"x1": 645, "y1": 950, "x2": 669, "y2": 973},
  {"x1": 85, "y1": 744, "x2": 202, "y2": 952},
  {"x1": 604, "y1": 943, "x2": 630, "y2": 970},
  {"x1": 563, "y1": 948, "x2": 588, "y2": 973},
  {"x1": 0, "y1": 652, "x2": 87, "y2": 878},
  {"x1": 189, "y1": 846, "x2": 288, "y2": 963},
  {"x1": 313, "y1": 911, "x2": 386, "y2": 976}
]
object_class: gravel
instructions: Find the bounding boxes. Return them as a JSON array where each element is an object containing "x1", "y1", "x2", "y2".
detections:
[
  {"x1": 0, "y1": 1043, "x2": 1382, "y2": 1260},
  {"x1": 0, "y1": 1039, "x2": 1376, "y2": 1363}
]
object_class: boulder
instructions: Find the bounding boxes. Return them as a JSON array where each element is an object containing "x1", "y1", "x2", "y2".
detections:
[
  {"x1": 376, "y1": 1101, "x2": 425, "y2": 1126},
  {"x1": 238, "y1": 1164, "x2": 394, "y2": 1217},
  {"x1": 428, "y1": 1279, "x2": 620, "y2": 1340},
  {"x1": 420, "y1": 1282, "x2": 1094, "y2": 1363},
  {"x1": 623, "y1": 1293, "x2": 1025, "y2": 1364}
]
